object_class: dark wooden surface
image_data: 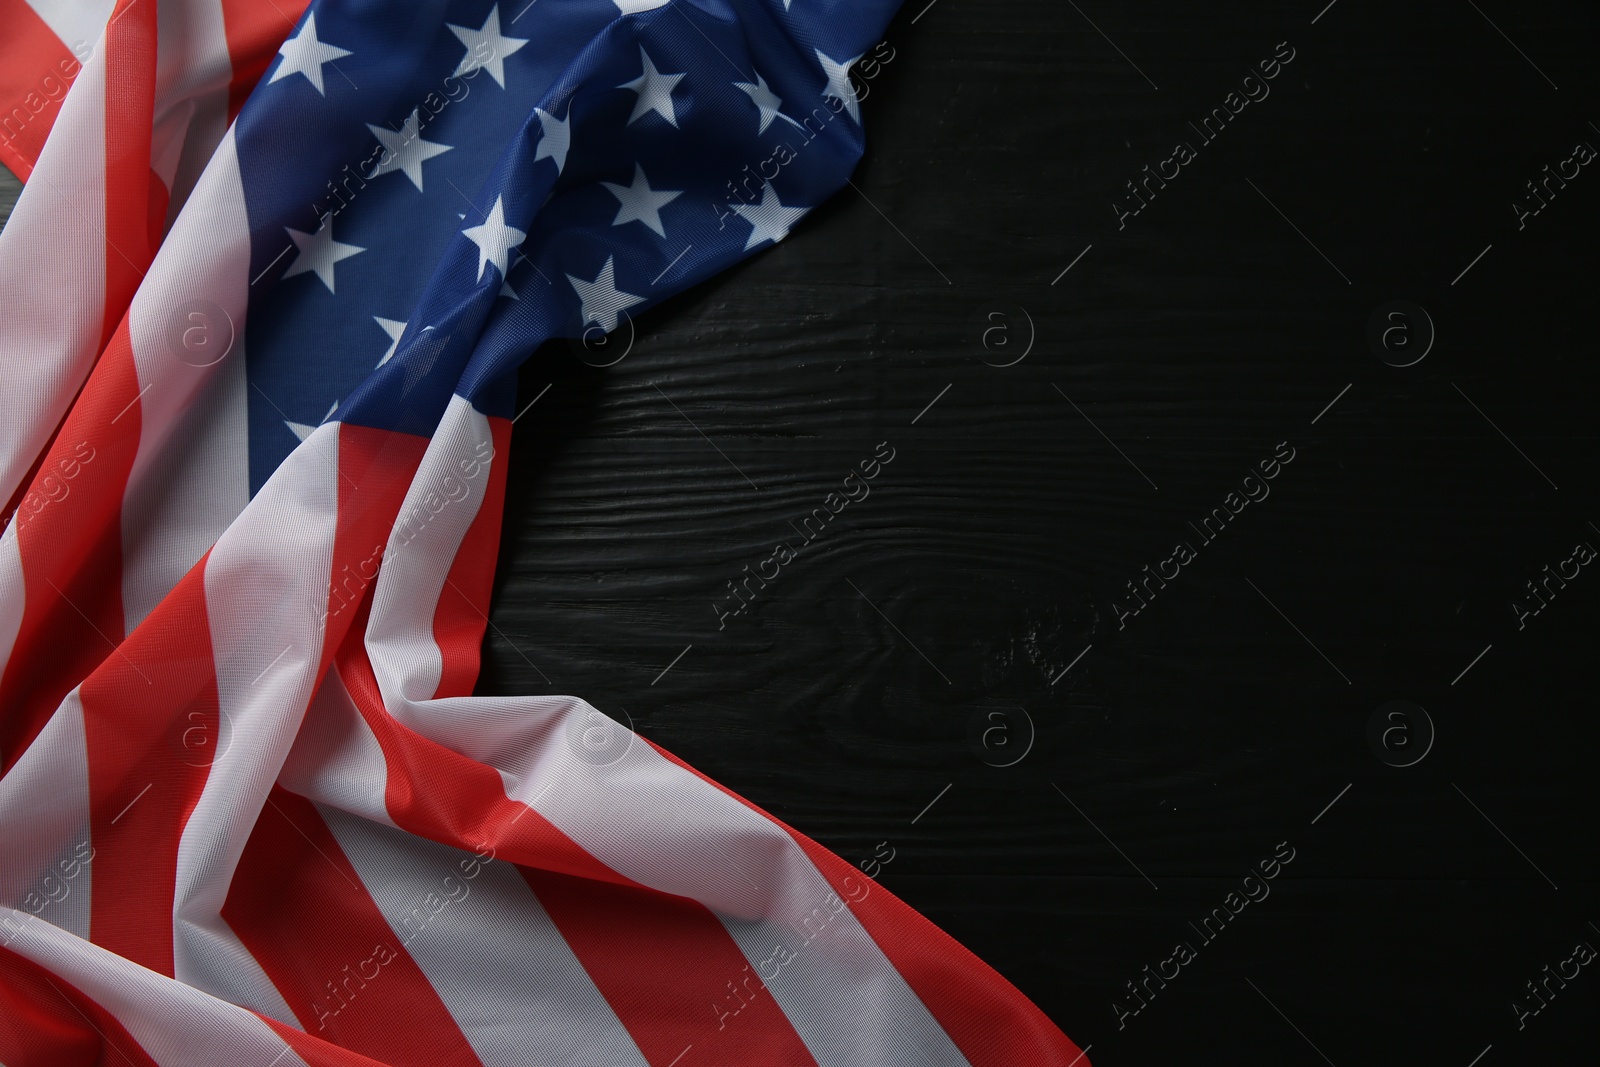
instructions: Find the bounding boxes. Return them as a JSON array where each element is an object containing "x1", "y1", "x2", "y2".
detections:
[
  {"x1": 8, "y1": 1, "x2": 1600, "y2": 1062},
  {"x1": 0, "y1": 170, "x2": 16, "y2": 225},
  {"x1": 482, "y1": 2, "x2": 1600, "y2": 1063}
]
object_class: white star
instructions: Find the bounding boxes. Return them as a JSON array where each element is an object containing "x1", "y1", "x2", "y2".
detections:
[
  {"x1": 566, "y1": 256, "x2": 645, "y2": 333},
  {"x1": 816, "y1": 49, "x2": 863, "y2": 124},
  {"x1": 462, "y1": 196, "x2": 526, "y2": 281},
  {"x1": 732, "y1": 182, "x2": 810, "y2": 250},
  {"x1": 734, "y1": 71, "x2": 800, "y2": 135},
  {"x1": 286, "y1": 401, "x2": 338, "y2": 443},
  {"x1": 270, "y1": 14, "x2": 352, "y2": 96},
  {"x1": 374, "y1": 316, "x2": 406, "y2": 367},
  {"x1": 619, "y1": 47, "x2": 685, "y2": 127},
  {"x1": 366, "y1": 111, "x2": 451, "y2": 192},
  {"x1": 448, "y1": 4, "x2": 528, "y2": 88},
  {"x1": 613, "y1": 0, "x2": 671, "y2": 11},
  {"x1": 282, "y1": 217, "x2": 364, "y2": 293},
  {"x1": 601, "y1": 164, "x2": 682, "y2": 238},
  {"x1": 533, "y1": 106, "x2": 571, "y2": 173}
]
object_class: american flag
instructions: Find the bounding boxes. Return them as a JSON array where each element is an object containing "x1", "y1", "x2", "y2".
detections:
[{"x1": 0, "y1": 0, "x2": 1088, "y2": 1063}]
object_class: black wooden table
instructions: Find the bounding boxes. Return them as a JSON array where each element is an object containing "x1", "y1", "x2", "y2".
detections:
[
  {"x1": 480, "y1": 2, "x2": 1600, "y2": 1062},
  {"x1": 6, "y1": 1, "x2": 1598, "y2": 1062}
]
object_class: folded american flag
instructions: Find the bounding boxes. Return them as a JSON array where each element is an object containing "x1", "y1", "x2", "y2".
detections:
[{"x1": 0, "y1": 1, "x2": 1088, "y2": 1063}]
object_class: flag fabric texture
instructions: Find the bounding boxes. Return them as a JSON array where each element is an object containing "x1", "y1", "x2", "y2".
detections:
[
  {"x1": 0, "y1": 1, "x2": 1090, "y2": 1064},
  {"x1": 0, "y1": 0, "x2": 310, "y2": 550}
]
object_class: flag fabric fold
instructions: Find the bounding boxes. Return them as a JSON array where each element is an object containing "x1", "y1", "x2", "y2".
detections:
[
  {"x1": 0, "y1": 0, "x2": 308, "y2": 572},
  {"x1": 0, "y1": 0, "x2": 1089, "y2": 1064}
]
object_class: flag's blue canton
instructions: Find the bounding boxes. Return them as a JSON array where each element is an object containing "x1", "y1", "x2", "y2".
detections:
[{"x1": 235, "y1": 0, "x2": 902, "y2": 495}]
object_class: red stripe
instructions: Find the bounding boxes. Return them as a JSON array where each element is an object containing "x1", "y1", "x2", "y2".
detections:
[
  {"x1": 0, "y1": 945, "x2": 161, "y2": 1067},
  {"x1": 789, "y1": 833, "x2": 1087, "y2": 1066},
  {"x1": 223, "y1": 788, "x2": 479, "y2": 1062},
  {"x1": 0, "y1": 326, "x2": 141, "y2": 776},
  {"x1": 215, "y1": 423, "x2": 440, "y2": 1049},
  {"x1": 335, "y1": 420, "x2": 814, "y2": 1063},
  {"x1": 0, "y1": 406, "x2": 68, "y2": 534},
  {"x1": 78, "y1": 558, "x2": 219, "y2": 977},
  {"x1": 335, "y1": 620, "x2": 629, "y2": 887},
  {"x1": 432, "y1": 415, "x2": 511, "y2": 699},
  {"x1": 520, "y1": 866, "x2": 820, "y2": 1067},
  {"x1": 0, "y1": 0, "x2": 162, "y2": 774},
  {"x1": 318, "y1": 423, "x2": 430, "y2": 679},
  {"x1": 332, "y1": 632, "x2": 819, "y2": 1058},
  {"x1": 218, "y1": 0, "x2": 309, "y2": 124},
  {"x1": 0, "y1": 0, "x2": 83, "y2": 182},
  {"x1": 337, "y1": 629, "x2": 819, "y2": 1064},
  {"x1": 325, "y1": 425, "x2": 625, "y2": 874},
  {"x1": 325, "y1": 424, "x2": 627, "y2": 885},
  {"x1": 259, "y1": 1016, "x2": 404, "y2": 1067},
  {"x1": 100, "y1": 0, "x2": 159, "y2": 343},
  {"x1": 644, "y1": 740, "x2": 1090, "y2": 1067}
]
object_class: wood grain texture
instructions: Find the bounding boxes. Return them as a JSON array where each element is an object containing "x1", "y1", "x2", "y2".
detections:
[
  {"x1": 481, "y1": 2, "x2": 1600, "y2": 1062},
  {"x1": 0, "y1": 170, "x2": 17, "y2": 225},
  {"x1": 4, "y1": 1, "x2": 1599, "y2": 1061}
]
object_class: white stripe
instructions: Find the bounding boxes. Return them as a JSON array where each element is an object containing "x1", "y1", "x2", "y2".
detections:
[
  {"x1": 319, "y1": 802, "x2": 650, "y2": 1067},
  {"x1": 0, "y1": 524, "x2": 23, "y2": 683},
  {"x1": 121, "y1": 349, "x2": 250, "y2": 633},
  {"x1": 281, "y1": 426, "x2": 638, "y2": 1057},
  {"x1": 364, "y1": 394, "x2": 492, "y2": 709},
  {"x1": 122, "y1": 126, "x2": 251, "y2": 634},
  {"x1": 0, "y1": 688, "x2": 92, "y2": 944},
  {"x1": 516, "y1": 704, "x2": 970, "y2": 1067},
  {"x1": 150, "y1": 0, "x2": 233, "y2": 234},
  {"x1": 170, "y1": 423, "x2": 341, "y2": 1021},
  {"x1": 0, "y1": 41, "x2": 107, "y2": 520},
  {"x1": 378, "y1": 687, "x2": 971, "y2": 1066},
  {"x1": 278, "y1": 665, "x2": 397, "y2": 829},
  {"x1": 1, "y1": 907, "x2": 310, "y2": 1067},
  {"x1": 3, "y1": 0, "x2": 248, "y2": 669},
  {"x1": 21, "y1": 0, "x2": 114, "y2": 60},
  {"x1": 120, "y1": 0, "x2": 248, "y2": 637},
  {"x1": 117, "y1": 0, "x2": 252, "y2": 630}
]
